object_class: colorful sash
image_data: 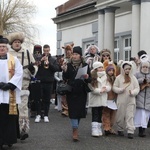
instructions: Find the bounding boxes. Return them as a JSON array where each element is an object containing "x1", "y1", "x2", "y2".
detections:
[{"x1": 8, "y1": 54, "x2": 17, "y2": 115}]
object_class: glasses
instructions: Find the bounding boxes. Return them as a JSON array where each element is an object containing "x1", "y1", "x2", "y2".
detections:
[{"x1": 102, "y1": 55, "x2": 109, "y2": 57}]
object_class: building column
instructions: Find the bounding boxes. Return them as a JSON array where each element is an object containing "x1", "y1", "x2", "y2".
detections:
[
  {"x1": 98, "y1": 10, "x2": 104, "y2": 51},
  {"x1": 131, "y1": 0, "x2": 141, "y2": 57},
  {"x1": 140, "y1": 0, "x2": 150, "y2": 55},
  {"x1": 104, "y1": 7, "x2": 118, "y2": 60}
]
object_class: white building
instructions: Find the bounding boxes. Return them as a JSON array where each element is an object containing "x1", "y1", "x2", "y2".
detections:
[{"x1": 52, "y1": 0, "x2": 150, "y2": 62}]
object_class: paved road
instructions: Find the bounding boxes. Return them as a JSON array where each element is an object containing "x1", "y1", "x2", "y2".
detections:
[{"x1": 4, "y1": 104, "x2": 150, "y2": 150}]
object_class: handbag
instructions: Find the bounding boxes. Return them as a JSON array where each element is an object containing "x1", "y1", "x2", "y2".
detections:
[
  {"x1": 56, "y1": 81, "x2": 72, "y2": 95},
  {"x1": 83, "y1": 81, "x2": 93, "y2": 93}
]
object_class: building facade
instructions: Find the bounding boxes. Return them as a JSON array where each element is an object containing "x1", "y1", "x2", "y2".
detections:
[{"x1": 52, "y1": 0, "x2": 150, "y2": 62}]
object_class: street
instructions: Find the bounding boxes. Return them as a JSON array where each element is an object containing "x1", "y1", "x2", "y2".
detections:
[{"x1": 6, "y1": 104, "x2": 150, "y2": 150}]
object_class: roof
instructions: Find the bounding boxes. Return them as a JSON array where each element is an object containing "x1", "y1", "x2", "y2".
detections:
[{"x1": 55, "y1": 0, "x2": 96, "y2": 15}]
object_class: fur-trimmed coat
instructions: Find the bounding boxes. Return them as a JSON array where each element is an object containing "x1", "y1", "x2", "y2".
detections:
[
  {"x1": 88, "y1": 74, "x2": 111, "y2": 107},
  {"x1": 9, "y1": 47, "x2": 37, "y2": 89}
]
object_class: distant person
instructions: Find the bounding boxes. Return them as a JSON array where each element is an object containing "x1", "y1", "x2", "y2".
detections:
[
  {"x1": 61, "y1": 43, "x2": 74, "y2": 117},
  {"x1": 35, "y1": 44, "x2": 60, "y2": 123},
  {"x1": 130, "y1": 50, "x2": 148, "y2": 73},
  {"x1": 84, "y1": 45, "x2": 100, "y2": 69}
]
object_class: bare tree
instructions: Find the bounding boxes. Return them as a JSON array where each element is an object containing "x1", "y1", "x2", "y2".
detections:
[{"x1": 0, "y1": 0, "x2": 38, "y2": 45}]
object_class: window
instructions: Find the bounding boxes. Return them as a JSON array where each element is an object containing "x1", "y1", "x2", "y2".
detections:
[
  {"x1": 84, "y1": 42, "x2": 95, "y2": 50},
  {"x1": 123, "y1": 37, "x2": 131, "y2": 61},
  {"x1": 114, "y1": 39, "x2": 119, "y2": 63}
]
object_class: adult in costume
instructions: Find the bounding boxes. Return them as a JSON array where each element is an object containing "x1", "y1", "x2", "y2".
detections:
[
  {"x1": 0, "y1": 35, "x2": 23, "y2": 149},
  {"x1": 7, "y1": 32, "x2": 37, "y2": 140}
]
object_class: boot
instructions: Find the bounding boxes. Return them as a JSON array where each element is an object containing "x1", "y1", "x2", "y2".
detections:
[
  {"x1": 73, "y1": 128, "x2": 79, "y2": 142},
  {"x1": 91, "y1": 122, "x2": 99, "y2": 137},
  {"x1": 20, "y1": 131, "x2": 29, "y2": 140},
  {"x1": 138, "y1": 127, "x2": 146, "y2": 137},
  {"x1": 98, "y1": 123, "x2": 103, "y2": 136}
]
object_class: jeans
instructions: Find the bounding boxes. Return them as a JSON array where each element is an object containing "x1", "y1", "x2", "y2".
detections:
[{"x1": 70, "y1": 119, "x2": 80, "y2": 129}]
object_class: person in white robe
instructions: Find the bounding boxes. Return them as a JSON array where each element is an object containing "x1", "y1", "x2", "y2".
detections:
[{"x1": 0, "y1": 35, "x2": 23, "y2": 149}]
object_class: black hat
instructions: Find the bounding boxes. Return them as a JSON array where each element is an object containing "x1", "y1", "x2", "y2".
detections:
[
  {"x1": 137, "y1": 50, "x2": 147, "y2": 57},
  {"x1": 73, "y1": 46, "x2": 82, "y2": 56},
  {"x1": 0, "y1": 35, "x2": 9, "y2": 44}
]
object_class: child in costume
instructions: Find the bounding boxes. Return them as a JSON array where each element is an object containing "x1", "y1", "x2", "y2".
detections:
[
  {"x1": 102, "y1": 62, "x2": 117, "y2": 135},
  {"x1": 88, "y1": 61, "x2": 111, "y2": 137},
  {"x1": 113, "y1": 61, "x2": 139, "y2": 139}
]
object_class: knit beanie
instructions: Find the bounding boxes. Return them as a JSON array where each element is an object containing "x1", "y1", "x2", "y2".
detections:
[
  {"x1": 106, "y1": 65, "x2": 115, "y2": 73},
  {"x1": 73, "y1": 46, "x2": 82, "y2": 56},
  {"x1": 137, "y1": 50, "x2": 147, "y2": 58},
  {"x1": 93, "y1": 61, "x2": 103, "y2": 70}
]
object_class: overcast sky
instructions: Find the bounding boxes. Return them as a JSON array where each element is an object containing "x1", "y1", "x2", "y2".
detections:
[{"x1": 31, "y1": 0, "x2": 68, "y2": 55}]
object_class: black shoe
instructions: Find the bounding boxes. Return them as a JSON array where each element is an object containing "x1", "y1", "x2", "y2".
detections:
[
  {"x1": 20, "y1": 132, "x2": 29, "y2": 140},
  {"x1": 128, "y1": 133, "x2": 133, "y2": 139},
  {"x1": 118, "y1": 131, "x2": 124, "y2": 136},
  {"x1": 105, "y1": 130, "x2": 111, "y2": 136},
  {"x1": 138, "y1": 127, "x2": 146, "y2": 137},
  {"x1": 8, "y1": 144, "x2": 13, "y2": 147}
]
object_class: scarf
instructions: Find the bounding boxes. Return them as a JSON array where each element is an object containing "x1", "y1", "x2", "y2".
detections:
[
  {"x1": 97, "y1": 71, "x2": 106, "y2": 78},
  {"x1": 71, "y1": 59, "x2": 82, "y2": 70}
]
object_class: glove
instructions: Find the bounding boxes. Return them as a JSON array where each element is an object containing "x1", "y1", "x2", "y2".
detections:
[
  {"x1": 28, "y1": 63, "x2": 35, "y2": 75},
  {"x1": 0, "y1": 82, "x2": 5, "y2": 89},
  {"x1": 143, "y1": 78, "x2": 147, "y2": 84},
  {"x1": 58, "y1": 80, "x2": 63, "y2": 83},
  {"x1": 1, "y1": 83, "x2": 16, "y2": 91}
]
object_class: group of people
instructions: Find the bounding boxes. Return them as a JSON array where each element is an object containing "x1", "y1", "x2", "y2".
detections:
[
  {"x1": 0, "y1": 32, "x2": 150, "y2": 149},
  {"x1": 53, "y1": 44, "x2": 150, "y2": 141},
  {"x1": 0, "y1": 32, "x2": 60, "y2": 149}
]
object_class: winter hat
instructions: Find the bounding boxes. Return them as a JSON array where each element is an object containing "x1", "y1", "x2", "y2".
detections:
[
  {"x1": 33, "y1": 45, "x2": 42, "y2": 54},
  {"x1": 100, "y1": 49, "x2": 111, "y2": 56},
  {"x1": 93, "y1": 61, "x2": 103, "y2": 70},
  {"x1": 73, "y1": 46, "x2": 82, "y2": 56},
  {"x1": 106, "y1": 65, "x2": 115, "y2": 72},
  {"x1": 137, "y1": 50, "x2": 147, "y2": 58},
  {"x1": 7, "y1": 32, "x2": 25, "y2": 45},
  {"x1": 0, "y1": 35, "x2": 9, "y2": 44},
  {"x1": 104, "y1": 60, "x2": 116, "y2": 75}
]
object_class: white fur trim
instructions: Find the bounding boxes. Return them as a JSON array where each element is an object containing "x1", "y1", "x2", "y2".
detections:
[{"x1": 20, "y1": 90, "x2": 30, "y2": 96}]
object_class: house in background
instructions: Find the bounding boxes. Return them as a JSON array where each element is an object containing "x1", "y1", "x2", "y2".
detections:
[{"x1": 52, "y1": 0, "x2": 150, "y2": 62}]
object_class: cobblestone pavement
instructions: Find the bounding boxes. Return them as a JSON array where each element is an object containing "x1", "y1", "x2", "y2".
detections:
[{"x1": 4, "y1": 104, "x2": 150, "y2": 150}]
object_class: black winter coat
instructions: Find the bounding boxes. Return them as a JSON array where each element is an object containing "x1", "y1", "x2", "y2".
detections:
[{"x1": 63, "y1": 61, "x2": 91, "y2": 119}]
